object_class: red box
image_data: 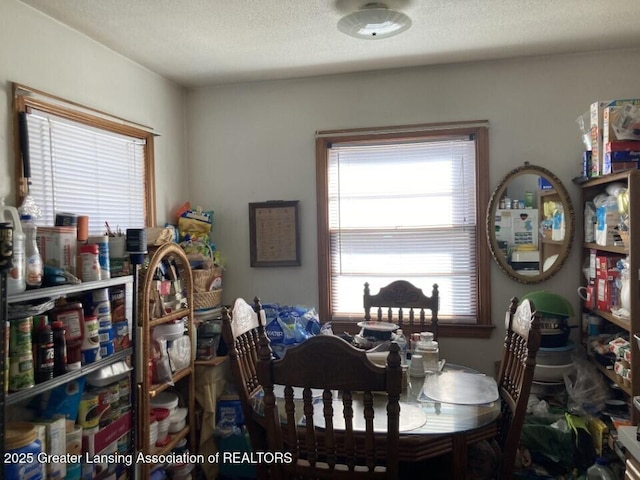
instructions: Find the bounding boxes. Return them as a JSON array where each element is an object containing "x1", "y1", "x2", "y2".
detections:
[
  {"x1": 82, "y1": 410, "x2": 132, "y2": 455},
  {"x1": 583, "y1": 285, "x2": 596, "y2": 310},
  {"x1": 596, "y1": 255, "x2": 621, "y2": 280},
  {"x1": 605, "y1": 140, "x2": 640, "y2": 153},
  {"x1": 596, "y1": 272, "x2": 619, "y2": 312}
]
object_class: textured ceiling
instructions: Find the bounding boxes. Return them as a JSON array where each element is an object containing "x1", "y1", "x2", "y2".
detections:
[{"x1": 18, "y1": 0, "x2": 640, "y2": 88}]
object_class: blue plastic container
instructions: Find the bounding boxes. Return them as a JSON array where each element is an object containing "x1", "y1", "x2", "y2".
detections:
[{"x1": 4, "y1": 422, "x2": 44, "y2": 480}]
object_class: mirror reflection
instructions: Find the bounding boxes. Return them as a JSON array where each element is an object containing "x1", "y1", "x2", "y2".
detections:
[{"x1": 487, "y1": 163, "x2": 574, "y2": 284}]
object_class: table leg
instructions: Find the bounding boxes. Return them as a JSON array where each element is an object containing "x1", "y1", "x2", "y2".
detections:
[{"x1": 452, "y1": 434, "x2": 467, "y2": 480}]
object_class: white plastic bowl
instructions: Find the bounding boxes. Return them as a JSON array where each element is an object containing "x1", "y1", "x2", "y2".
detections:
[{"x1": 533, "y1": 362, "x2": 574, "y2": 382}]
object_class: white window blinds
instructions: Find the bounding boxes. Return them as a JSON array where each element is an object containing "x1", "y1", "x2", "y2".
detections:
[
  {"x1": 328, "y1": 139, "x2": 477, "y2": 321},
  {"x1": 25, "y1": 108, "x2": 146, "y2": 235}
]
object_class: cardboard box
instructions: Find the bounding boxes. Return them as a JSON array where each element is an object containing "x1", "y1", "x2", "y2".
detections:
[
  {"x1": 603, "y1": 157, "x2": 639, "y2": 175},
  {"x1": 538, "y1": 176, "x2": 553, "y2": 190},
  {"x1": 37, "y1": 226, "x2": 77, "y2": 275},
  {"x1": 605, "y1": 140, "x2": 640, "y2": 153},
  {"x1": 596, "y1": 274, "x2": 619, "y2": 312},
  {"x1": 603, "y1": 105, "x2": 640, "y2": 145},
  {"x1": 34, "y1": 415, "x2": 67, "y2": 479},
  {"x1": 590, "y1": 99, "x2": 640, "y2": 177}
]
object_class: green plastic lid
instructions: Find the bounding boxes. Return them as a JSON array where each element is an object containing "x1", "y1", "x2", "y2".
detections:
[{"x1": 520, "y1": 291, "x2": 574, "y2": 318}]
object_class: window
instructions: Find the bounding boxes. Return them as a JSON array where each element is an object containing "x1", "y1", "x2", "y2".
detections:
[
  {"x1": 13, "y1": 84, "x2": 156, "y2": 235},
  {"x1": 315, "y1": 122, "x2": 492, "y2": 338}
]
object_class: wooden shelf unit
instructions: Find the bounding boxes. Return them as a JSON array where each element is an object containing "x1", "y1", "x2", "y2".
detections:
[
  {"x1": 578, "y1": 170, "x2": 640, "y2": 424},
  {"x1": 136, "y1": 243, "x2": 196, "y2": 478}
]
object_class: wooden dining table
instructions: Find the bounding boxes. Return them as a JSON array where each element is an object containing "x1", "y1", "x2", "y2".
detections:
[
  {"x1": 395, "y1": 363, "x2": 501, "y2": 479},
  {"x1": 266, "y1": 362, "x2": 501, "y2": 480}
]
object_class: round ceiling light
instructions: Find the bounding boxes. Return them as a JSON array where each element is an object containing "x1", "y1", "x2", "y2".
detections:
[{"x1": 338, "y1": 2, "x2": 412, "y2": 40}]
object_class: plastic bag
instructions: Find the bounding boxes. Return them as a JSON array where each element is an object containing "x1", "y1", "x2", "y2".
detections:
[
  {"x1": 168, "y1": 335, "x2": 191, "y2": 372},
  {"x1": 563, "y1": 345, "x2": 609, "y2": 415}
]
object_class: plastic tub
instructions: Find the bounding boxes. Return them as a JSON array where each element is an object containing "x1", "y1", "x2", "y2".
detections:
[
  {"x1": 537, "y1": 341, "x2": 576, "y2": 365},
  {"x1": 149, "y1": 413, "x2": 158, "y2": 447},
  {"x1": 153, "y1": 408, "x2": 171, "y2": 445},
  {"x1": 150, "y1": 391, "x2": 179, "y2": 413},
  {"x1": 533, "y1": 362, "x2": 574, "y2": 382},
  {"x1": 169, "y1": 407, "x2": 188, "y2": 433}
]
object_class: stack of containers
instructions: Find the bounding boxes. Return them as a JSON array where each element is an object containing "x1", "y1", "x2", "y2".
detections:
[
  {"x1": 91, "y1": 289, "x2": 115, "y2": 359},
  {"x1": 152, "y1": 407, "x2": 171, "y2": 447},
  {"x1": 150, "y1": 391, "x2": 180, "y2": 446}
]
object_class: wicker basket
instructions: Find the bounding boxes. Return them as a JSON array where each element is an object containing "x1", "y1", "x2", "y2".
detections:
[
  {"x1": 194, "y1": 289, "x2": 223, "y2": 310},
  {"x1": 192, "y1": 266, "x2": 223, "y2": 293}
]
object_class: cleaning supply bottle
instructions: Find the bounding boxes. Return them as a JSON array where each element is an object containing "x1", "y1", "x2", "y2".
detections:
[
  {"x1": 20, "y1": 214, "x2": 42, "y2": 288},
  {"x1": 1, "y1": 199, "x2": 25, "y2": 294},
  {"x1": 586, "y1": 457, "x2": 615, "y2": 480}
]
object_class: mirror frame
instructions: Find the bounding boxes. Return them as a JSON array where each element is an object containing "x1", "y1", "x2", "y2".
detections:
[{"x1": 486, "y1": 162, "x2": 575, "y2": 284}]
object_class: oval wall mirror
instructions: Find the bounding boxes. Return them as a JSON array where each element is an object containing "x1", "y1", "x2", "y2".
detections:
[{"x1": 487, "y1": 162, "x2": 575, "y2": 284}]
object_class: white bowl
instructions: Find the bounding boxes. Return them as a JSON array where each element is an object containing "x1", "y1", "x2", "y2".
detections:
[{"x1": 533, "y1": 362, "x2": 574, "y2": 382}]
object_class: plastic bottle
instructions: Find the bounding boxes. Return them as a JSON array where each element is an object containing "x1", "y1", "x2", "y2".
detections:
[
  {"x1": 394, "y1": 329, "x2": 408, "y2": 365},
  {"x1": 1, "y1": 199, "x2": 26, "y2": 294},
  {"x1": 586, "y1": 457, "x2": 615, "y2": 480},
  {"x1": 20, "y1": 214, "x2": 43, "y2": 288},
  {"x1": 34, "y1": 319, "x2": 54, "y2": 384},
  {"x1": 51, "y1": 320, "x2": 68, "y2": 376}
]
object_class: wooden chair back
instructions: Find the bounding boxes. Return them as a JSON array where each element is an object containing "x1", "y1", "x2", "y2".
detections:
[
  {"x1": 495, "y1": 297, "x2": 542, "y2": 479},
  {"x1": 364, "y1": 280, "x2": 439, "y2": 340},
  {"x1": 221, "y1": 297, "x2": 268, "y2": 472},
  {"x1": 257, "y1": 334, "x2": 402, "y2": 480}
]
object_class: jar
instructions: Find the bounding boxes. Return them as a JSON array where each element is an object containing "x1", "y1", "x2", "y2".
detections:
[
  {"x1": 5, "y1": 422, "x2": 44, "y2": 480},
  {"x1": 415, "y1": 332, "x2": 439, "y2": 373},
  {"x1": 80, "y1": 244, "x2": 100, "y2": 282}
]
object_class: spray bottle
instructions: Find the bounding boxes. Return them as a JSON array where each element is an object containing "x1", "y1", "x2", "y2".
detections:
[{"x1": 1, "y1": 198, "x2": 25, "y2": 294}]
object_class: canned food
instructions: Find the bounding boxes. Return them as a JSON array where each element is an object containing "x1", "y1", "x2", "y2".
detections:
[
  {"x1": 78, "y1": 393, "x2": 100, "y2": 429},
  {"x1": 9, "y1": 353, "x2": 35, "y2": 391},
  {"x1": 9, "y1": 317, "x2": 32, "y2": 354}
]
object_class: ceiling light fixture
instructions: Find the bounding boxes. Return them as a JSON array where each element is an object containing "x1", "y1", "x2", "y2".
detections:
[{"x1": 338, "y1": 2, "x2": 412, "y2": 40}]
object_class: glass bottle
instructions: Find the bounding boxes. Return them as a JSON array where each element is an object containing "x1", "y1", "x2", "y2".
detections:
[
  {"x1": 34, "y1": 319, "x2": 54, "y2": 383},
  {"x1": 20, "y1": 214, "x2": 42, "y2": 288},
  {"x1": 394, "y1": 329, "x2": 408, "y2": 365},
  {"x1": 51, "y1": 320, "x2": 68, "y2": 376}
]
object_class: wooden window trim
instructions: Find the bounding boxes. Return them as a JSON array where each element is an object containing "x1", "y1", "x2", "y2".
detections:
[
  {"x1": 315, "y1": 121, "x2": 493, "y2": 339},
  {"x1": 11, "y1": 82, "x2": 156, "y2": 227}
]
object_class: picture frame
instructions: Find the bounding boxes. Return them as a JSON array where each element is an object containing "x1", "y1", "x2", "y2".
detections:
[{"x1": 249, "y1": 200, "x2": 301, "y2": 267}]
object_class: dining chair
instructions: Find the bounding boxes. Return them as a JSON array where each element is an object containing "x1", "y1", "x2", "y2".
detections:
[
  {"x1": 492, "y1": 296, "x2": 542, "y2": 479},
  {"x1": 221, "y1": 296, "x2": 269, "y2": 479},
  {"x1": 257, "y1": 333, "x2": 403, "y2": 479},
  {"x1": 364, "y1": 280, "x2": 440, "y2": 340}
]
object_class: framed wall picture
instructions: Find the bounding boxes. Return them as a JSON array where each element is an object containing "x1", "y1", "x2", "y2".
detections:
[{"x1": 249, "y1": 200, "x2": 301, "y2": 267}]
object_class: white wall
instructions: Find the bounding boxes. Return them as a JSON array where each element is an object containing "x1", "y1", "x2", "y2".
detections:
[
  {"x1": 187, "y1": 48, "x2": 640, "y2": 374},
  {"x1": 3, "y1": 0, "x2": 640, "y2": 374},
  {"x1": 0, "y1": 0, "x2": 188, "y2": 225}
]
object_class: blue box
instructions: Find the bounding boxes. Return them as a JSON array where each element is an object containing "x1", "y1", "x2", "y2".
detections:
[
  {"x1": 538, "y1": 177, "x2": 553, "y2": 190},
  {"x1": 216, "y1": 396, "x2": 245, "y2": 426}
]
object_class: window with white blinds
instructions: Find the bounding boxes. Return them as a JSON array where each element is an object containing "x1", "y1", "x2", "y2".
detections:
[
  {"x1": 25, "y1": 108, "x2": 147, "y2": 235},
  {"x1": 328, "y1": 139, "x2": 477, "y2": 320},
  {"x1": 316, "y1": 122, "x2": 491, "y2": 335}
]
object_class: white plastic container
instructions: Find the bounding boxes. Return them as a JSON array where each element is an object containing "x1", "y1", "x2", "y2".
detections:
[
  {"x1": 586, "y1": 457, "x2": 615, "y2": 479},
  {"x1": 169, "y1": 407, "x2": 188, "y2": 433},
  {"x1": 1, "y1": 201, "x2": 26, "y2": 294}
]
